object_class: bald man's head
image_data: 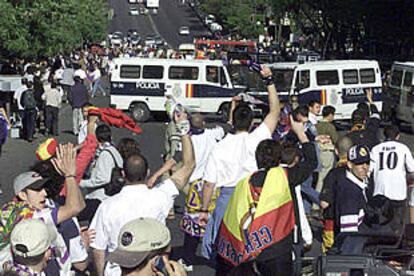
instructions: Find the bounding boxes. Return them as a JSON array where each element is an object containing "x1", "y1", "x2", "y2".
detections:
[
  {"x1": 124, "y1": 154, "x2": 148, "y2": 183},
  {"x1": 190, "y1": 113, "x2": 204, "y2": 129},
  {"x1": 335, "y1": 136, "x2": 353, "y2": 157}
]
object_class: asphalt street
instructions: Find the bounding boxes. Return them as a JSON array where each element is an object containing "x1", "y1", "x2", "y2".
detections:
[
  {"x1": 1, "y1": 87, "x2": 414, "y2": 275},
  {"x1": 0, "y1": 2, "x2": 413, "y2": 275},
  {"x1": 0, "y1": 93, "x2": 215, "y2": 275},
  {"x1": 108, "y1": 0, "x2": 210, "y2": 49}
]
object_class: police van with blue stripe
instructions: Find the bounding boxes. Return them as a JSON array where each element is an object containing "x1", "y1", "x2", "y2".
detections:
[
  {"x1": 264, "y1": 60, "x2": 383, "y2": 120},
  {"x1": 110, "y1": 58, "x2": 241, "y2": 121}
]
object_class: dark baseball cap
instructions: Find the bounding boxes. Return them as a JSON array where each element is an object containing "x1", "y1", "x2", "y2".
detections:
[{"x1": 348, "y1": 144, "x2": 370, "y2": 165}]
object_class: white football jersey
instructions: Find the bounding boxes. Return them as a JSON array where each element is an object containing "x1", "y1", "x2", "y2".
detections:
[{"x1": 370, "y1": 140, "x2": 414, "y2": 200}]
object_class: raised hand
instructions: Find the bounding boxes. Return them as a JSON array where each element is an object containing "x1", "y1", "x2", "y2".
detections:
[
  {"x1": 80, "y1": 226, "x2": 96, "y2": 250},
  {"x1": 51, "y1": 143, "x2": 77, "y2": 177},
  {"x1": 366, "y1": 88, "x2": 373, "y2": 103},
  {"x1": 260, "y1": 65, "x2": 272, "y2": 78}
]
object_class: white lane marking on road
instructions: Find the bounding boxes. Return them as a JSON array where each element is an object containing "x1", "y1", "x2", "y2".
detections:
[{"x1": 147, "y1": 14, "x2": 173, "y2": 49}]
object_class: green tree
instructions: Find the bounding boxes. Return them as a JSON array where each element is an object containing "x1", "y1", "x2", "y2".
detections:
[
  {"x1": 200, "y1": 0, "x2": 271, "y2": 38},
  {"x1": 0, "y1": 0, "x2": 109, "y2": 59}
]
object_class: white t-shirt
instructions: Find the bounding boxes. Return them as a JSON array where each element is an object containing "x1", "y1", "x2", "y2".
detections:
[
  {"x1": 14, "y1": 85, "x2": 27, "y2": 111},
  {"x1": 309, "y1": 112, "x2": 318, "y2": 125},
  {"x1": 74, "y1": 69, "x2": 87, "y2": 80},
  {"x1": 90, "y1": 180, "x2": 179, "y2": 276},
  {"x1": 91, "y1": 69, "x2": 101, "y2": 82},
  {"x1": 203, "y1": 123, "x2": 272, "y2": 188},
  {"x1": 370, "y1": 140, "x2": 414, "y2": 200},
  {"x1": 69, "y1": 218, "x2": 88, "y2": 264},
  {"x1": 33, "y1": 201, "x2": 71, "y2": 275},
  {"x1": 54, "y1": 68, "x2": 64, "y2": 81},
  {"x1": 190, "y1": 127, "x2": 225, "y2": 182}
]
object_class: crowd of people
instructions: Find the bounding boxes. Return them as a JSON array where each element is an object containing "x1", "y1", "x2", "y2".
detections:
[{"x1": 0, "y1": 59, "x2": 413, "y2": 276}]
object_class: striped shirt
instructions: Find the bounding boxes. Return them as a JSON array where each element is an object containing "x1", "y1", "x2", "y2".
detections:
[{"x1": 336, "y1": 171, "x2": 368, "y2": 233}]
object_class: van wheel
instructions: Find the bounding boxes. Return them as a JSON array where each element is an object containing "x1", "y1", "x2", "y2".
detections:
[
  {"x1": 130, "y1": 103, "x2": 150, "y2": 122},
  {"x1": 218, "y1": 103, "x2": 230, "y2": 123}
]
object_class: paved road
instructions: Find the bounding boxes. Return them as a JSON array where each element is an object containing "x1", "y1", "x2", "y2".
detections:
[
  {"x1": 107, "y1": 0, "x2": 210, "y2": 48},
  {"x1": 0, "y1": 93, "x2": 214, "y2": 275},
  {"x1": 1, "y1": 90, "x2": 414, "y2": 274}
]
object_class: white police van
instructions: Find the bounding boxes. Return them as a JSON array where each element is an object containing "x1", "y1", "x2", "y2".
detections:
[
  {"x1": 263, "y1": 60, "x2": 383, "y2": 120},
  {"x1": 388, "y1": 61, "x2": 414, "y2": 129},
  {"x1": 110, "y1": 58, "x2": 241, "y2": 121}
]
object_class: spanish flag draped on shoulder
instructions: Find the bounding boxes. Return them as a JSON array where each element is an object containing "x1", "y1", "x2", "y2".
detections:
[{"x1": 217, "y1": 167, "x2": 295, "y2": 266}]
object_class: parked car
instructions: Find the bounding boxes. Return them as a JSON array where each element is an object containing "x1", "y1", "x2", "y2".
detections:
[
  {"x1": 144, "y1": 34, "x2": 165, "y2": 46},
  {"x1": 110, "y1": 32, "x2": 124, "y2": 47},
  {"x1": 154, "y1": 35, "x2": 165, "y2": 46},
  {"x1": 128, "y1": 0, "x2": 137, "y2": 3},
  {"x1": 129, "y1": 7, "x2": 139, "y2": 16},
  {"x1": 210, "y1": 22, "x2": 222, "y2": 32},
  {"x1": 139, "y1": 6, "x2": 148, "y2": 15},
  {"x1": 129, "y1": 34, "x2": 141, "y2": 46},
  {"x1": 178, "y1": 26, "x2": 190, "y2": 35},
  {"x1": 204, "y1": 14, "x2": 215, "y2": 26},
  {"x1": 127, "y1": 29, "x2": 139, "y2": 37}
]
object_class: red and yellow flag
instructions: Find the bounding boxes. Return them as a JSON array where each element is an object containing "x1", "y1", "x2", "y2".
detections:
[
  {"x1": 217, "y1": 167, "x2": 295, "y2": 266},
  {"x1": 186, "y1": 84, "x2": 194, "y2": 98}
]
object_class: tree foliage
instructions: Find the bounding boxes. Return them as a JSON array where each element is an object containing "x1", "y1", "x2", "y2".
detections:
[
  {"x1": 201, "y1": 0, "x2": 271, "y2": 37},
  {"x1": 200, "y1": 0, "x2": 414, "y2": 59},
  {"x1": 0, "y1": 0, "x2": 109, "y2": 59}
]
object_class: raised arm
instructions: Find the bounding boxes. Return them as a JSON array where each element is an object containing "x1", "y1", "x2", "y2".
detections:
[
  {"x1": 261, "y1": 66, "x2": 280, "y2": 133},
  {"x1": 169, "y1": 112, "x2": 195, "y2": 190},
  {"x1": 52, "y1": 143, "x2": 86, "y2": 224},
  {"x1": 148, "y1": 158, "x2": 177, "y2": 188}
]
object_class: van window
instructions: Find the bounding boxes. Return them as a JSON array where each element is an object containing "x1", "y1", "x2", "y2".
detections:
[
  {"x1": 220, "y1": 67, "x2": 227, "y2": 86},
  {"x1": 120, "y1": 65, "x2": 141, "y2": 79},
  {"x1": 143, "y1": 66, "x2": 164, "y2": 79},
  {"x1": 273, "y1": 69, "x2": 294, "y2": 92},
  {"x1": 360, "y1": 69, "x2": 375, "y2": 83},
  {"x1": 206, "y1": 66, "x2": 219, "y2": 83},
  {"x1": 403, "y1": 71, "x2": 413, "y2": 87},
  {"x1": 316, "y1": 70, "x2": 339, "y2": 85},
  {"x1": 390, "y1": 69, "x2": 403, "y2": 87},
  {"x1": 294, "y1": 70, "x2": 310, "y2": 90},
  {"x1": 343, "y1": 69, "x2": 358, "y2": 84},
  {"x1": 169, "y1": 66, "x2": 198, "y2": 80}
]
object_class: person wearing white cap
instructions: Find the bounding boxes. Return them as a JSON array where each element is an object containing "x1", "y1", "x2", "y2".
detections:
[
  {"x1": 4, "y1": 219, "x2": 57, "y2": 275},
  {"x1": 91, "y1": 112, "x2": 195, "y2": 276},
  {"x1": 109, "y1": 218, "x2": 186, "y2": 276},
  {"x1": 7, "y1": 143, "x2": 86, "y2": 275}
]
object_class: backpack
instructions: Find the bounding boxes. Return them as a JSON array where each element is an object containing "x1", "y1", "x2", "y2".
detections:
[
  {"x1": 21, "y1": 89, "x2": 37, "y2": 110},
  {"x1": 103, "y1": 149, "x2": 125, "y2": 196}
]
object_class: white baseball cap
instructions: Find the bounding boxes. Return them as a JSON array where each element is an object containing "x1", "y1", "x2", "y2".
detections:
[
  {"x1": 13, "y1": 172, "x2": 49, "y2": 195},
  {"x1": 108, "y1": 218, "x2": 171, "y2": 268},
  {"x1": 11, "y1": 219, "x2": 57, "y2": 258}
]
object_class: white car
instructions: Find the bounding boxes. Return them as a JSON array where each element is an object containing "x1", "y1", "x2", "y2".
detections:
[
  {"x1": 110, "y1": 32, "x2": 124, "y2": 47},
  {"x1": 204, "y1": 14, "x2": 215, "y2": 26},
  {"x1": 139, "y1": 6, "x2": 148, "y2": 15},
  {"x1": 129, "y1": 7, "x2": 139, "y2": 16},
  {"x1": 128, "y1": 0, "x2": 137, "y2": 3},
  {"x1": 210, "y1": 22, "x2": 222, "y2": 32},
  {"x1": 178, "y1": 26, "x2": 190, "y2": 36}
]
